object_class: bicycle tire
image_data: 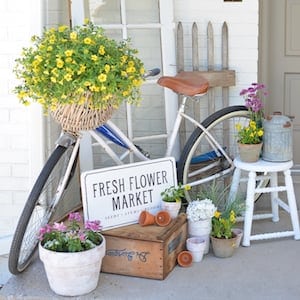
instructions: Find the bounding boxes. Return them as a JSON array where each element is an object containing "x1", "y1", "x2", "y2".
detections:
[
  {"x1": 8, "y1": 144, "x2": 77, "y2": 274},
  {"x1": 177, "y1": 105, "x2": 268, "y2": 203}
]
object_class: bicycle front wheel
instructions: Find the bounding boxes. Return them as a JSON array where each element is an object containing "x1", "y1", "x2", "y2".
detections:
[
  {"x1": 178, "y1": 105, "x2": 260, "y2": 203},
  {"x1": 8, "y1": 144, "x2": 77, "y2": 274}
]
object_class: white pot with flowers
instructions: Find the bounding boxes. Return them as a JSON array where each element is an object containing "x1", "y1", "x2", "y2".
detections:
[
  {"x1": 160, "y1": 183, "x2": 191, "y2": 218},
  {"x1": 186, "y1": 199, "x2": 217, "y2": 254},
  {"x1": 38, "y1": 212, "x2": 105, "y2": 296}
]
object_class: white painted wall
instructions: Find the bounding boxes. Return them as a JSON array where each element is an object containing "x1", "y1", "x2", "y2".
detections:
[{"x1": 0, "y1": 0, "x2": 259, "y2": 253}]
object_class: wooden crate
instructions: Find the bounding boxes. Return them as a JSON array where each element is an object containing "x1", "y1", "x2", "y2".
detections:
[{"x1": 102, "y1": 213, "x2": 187, "y2": 280}]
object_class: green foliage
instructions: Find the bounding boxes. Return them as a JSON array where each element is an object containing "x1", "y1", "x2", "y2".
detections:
[
  {"x1": 39, "y1": 212, "x2": 103, "y2": 252},
  {"x1": 13, "y1": 20, "x2": 145, "y2": 113},
  {"x1": 161, "y1": 183, "x2": 191, "y2": 202}
]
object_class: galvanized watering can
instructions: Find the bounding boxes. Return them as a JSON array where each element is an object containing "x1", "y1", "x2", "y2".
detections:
[{"x1": 262, "y1": 112, "x2": 293, "y2": 162}]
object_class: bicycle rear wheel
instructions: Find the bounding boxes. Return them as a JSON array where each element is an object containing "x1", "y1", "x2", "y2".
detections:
[
  {"x1": 8, "y1": 144, "x2": 78, "y2": 274},
  {"x1": 177, "y1": 105, "x2": 267, "y2": 204}
]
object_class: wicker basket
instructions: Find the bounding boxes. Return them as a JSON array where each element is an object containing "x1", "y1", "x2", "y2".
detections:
[{"x1": 51, "y1": 102, "x2": 115, "y2": 135}]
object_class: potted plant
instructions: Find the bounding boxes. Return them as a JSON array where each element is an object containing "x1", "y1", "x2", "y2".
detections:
[
  {"x1": 13, "y1": 20, "x2": 145, "y2": 133},
  {"x1": 236, "y1": 83, "x2": 267, "y2": 162},
  {"x1": 210, "y1": 199, "x2": 244, "y2": 258},
  {"x1": 38, "y1": 212, "x2": 106, "y2": 296},
  {"x1": 160, "y1": 183, "x2": 190, "y2": 218},
  {"x1": 186, "y1": 198, "x2": 217, "y2": 254}
]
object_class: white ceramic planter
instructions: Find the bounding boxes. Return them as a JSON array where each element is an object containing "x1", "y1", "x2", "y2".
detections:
[
  {"x1": 39, "y1": 235, "x2": 106, "y2": 296},
  {"x1": 188, "y1": 218, "x2": 212, "y2": 254},
  {"x1": 161, "y1": 201, "x2": 181, "y2": 218},
  {"x1": 186, "y1": 237, "x2": 206, "y2": 262}
]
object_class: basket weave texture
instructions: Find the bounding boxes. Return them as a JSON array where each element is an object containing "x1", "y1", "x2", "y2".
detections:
[{"x1": 51, "y1": 102, "x2": 114, "y2": 135}]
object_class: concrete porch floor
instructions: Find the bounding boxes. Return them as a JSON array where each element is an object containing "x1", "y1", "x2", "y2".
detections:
[{"x1": 1, "y1": 211, "x2": 300, "y2": 300}]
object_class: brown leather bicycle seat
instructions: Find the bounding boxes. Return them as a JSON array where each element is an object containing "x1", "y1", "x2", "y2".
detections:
[{"x1": 157, "y1": 71, "x2": 209, "y2": 96}]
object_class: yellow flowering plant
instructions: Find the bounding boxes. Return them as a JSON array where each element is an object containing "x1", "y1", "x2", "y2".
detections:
[
  {"x1": 211, "y1": 192, "x2": 245, "y2": 239},
  {"x1": 236, "y1": 120, "x2": 264, "y2": 144},
  {"x1": 13, "y1": 20, "x2": 145, "y2": 112},
  {"x1": 211, "y1": 210, "x2": 236, "y2": 239}
]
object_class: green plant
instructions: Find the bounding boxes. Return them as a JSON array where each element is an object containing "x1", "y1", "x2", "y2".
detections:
[
  {"x1": 236, "y1": 120, "x2": 264, "y2": 144},
  {"x1": 39, "y1": 212, "x2": 102, "y2": 252},
  {"x1": 211, "y1": 210, "x2": 236, "y2": 239},
  {"x1": 13, "y1": 20, "x2": 145, "y2": 113},
  {"x1": 211, "y1": 198, "x2": 245, "y2": 239},
  {"x1": 161, "y1": 183, "x2": 191, "y2": 203}
]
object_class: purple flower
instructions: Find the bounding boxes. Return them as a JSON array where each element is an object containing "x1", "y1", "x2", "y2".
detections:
[
  {"x1": 52, "y1": 222, "x2": 67, "y2": 232},
  {"x1": 68, "y1": 212, "x2": 81, "y2": 222},
  {"x1": 240, "y1": 83, "x2": 267, "y2": 120},
  {"x1": 85, "y1": 220, "x2": 102, "y2": 231}
]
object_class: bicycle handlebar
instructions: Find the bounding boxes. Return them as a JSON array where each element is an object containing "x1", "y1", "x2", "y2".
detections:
[{"x1": 143, "y1": 68, "x2": 160, "y2": 78}]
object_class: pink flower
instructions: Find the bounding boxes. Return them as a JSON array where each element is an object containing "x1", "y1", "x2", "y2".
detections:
[
  {"x1": 68, "y1": 212, "x2": 81, "y2": 222},
  {"x1": 85, "y1": 220, "x2": 102, "y2": 231},
  {"x1": 38, "y1": 224, "x2": 52, "y2": 240},
  {"x1": 52, "y1": 222, "x2": 67, "y2": 232}
]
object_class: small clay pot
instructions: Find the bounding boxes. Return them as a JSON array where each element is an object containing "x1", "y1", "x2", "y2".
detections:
[
  {"x1": 139, "y1": 211, "x2": 155, "y2": 226},
  {"x1": 177, "y1": 251, "x2": 193, "y2": 267},
  {"x1": 155, "y1": 210, "x2": 171, "y2": 227}
]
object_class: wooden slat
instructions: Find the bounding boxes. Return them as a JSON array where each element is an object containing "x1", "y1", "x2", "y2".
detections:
[
  {"x1": 207, "y1": 21, "x2": 215, "y2": 114},
  {"x1": 192, "y1": 22, "x2": 199, "y2": 71},
  {"x1": 192, "y1": 22, "x2": 201, "y2": 124},
  {"x1": 222, "y1": 22, "x2": 229, "y2": 108},
  {"x1": 193, "y1": 70, "x2": 235, "y2": 87},
  {"x1": 177, "y1": 22, "x2": 186, "y2": 149},
  {"x1": 177, "y1": 22, "x2": 184, "y2": 72}
]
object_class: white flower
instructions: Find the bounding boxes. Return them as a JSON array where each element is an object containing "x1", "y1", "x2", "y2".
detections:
[{"x1": 186, "y1": 198, "x2": 217, "y2": 222}]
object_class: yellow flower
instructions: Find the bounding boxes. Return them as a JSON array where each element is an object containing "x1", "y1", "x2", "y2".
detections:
[
  {"x1": 84, "y1": 37, "x2": 92, "y2": 45},
  {"x1": 98, "y1": 46, "x2": 105, "y2": 55},
  {"x1": 184, "y1": 185, "x2": 191, "y2": 191},
  {"x1": 64, "y1": 50, "x2": 73, "y2": 57},
  {"x1": 214, "y1": 211, "x2": 221, "y2": 218},
  {"x1": 56, "y1": 58, "x2": 64, "y2": 68},
  {"x1": 229, "y1": 210, "x2": 236, "y2": 223},
  {"x1": 70, "y1": 31, "x2": 77, "y2": 40},
  {"x1": 258, "y1": 129, "x2": 264, "y2": 136},
  {"x1": 98, "y1": 73, "x2": 107, "y2": 82},
  {"x1": 64, "y1": 73, "x2": 72, "y2": 81},
  {"x1": 91, "y1": 55, "x2": 98, "y2": 61},
  {"x1": 58, "y1": 25, "x2": 68, "y2": 32},
  {"x1": 104, "y1": 64, "x2": 110, "y2": 73}
]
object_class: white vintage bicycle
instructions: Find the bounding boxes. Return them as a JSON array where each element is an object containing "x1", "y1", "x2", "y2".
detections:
[{"x1": 9, "y1": 69, "x2": 252, "y2": 274}]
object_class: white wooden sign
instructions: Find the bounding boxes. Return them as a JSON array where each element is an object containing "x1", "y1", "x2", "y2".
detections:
[{"x1": 81, "y1": 157, "x2": 177, "y2": 230}]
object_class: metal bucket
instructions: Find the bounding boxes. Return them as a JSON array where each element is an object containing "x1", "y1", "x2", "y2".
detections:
[{"x1": 262, "y1": 113, "x2": 293, "y2": 162}]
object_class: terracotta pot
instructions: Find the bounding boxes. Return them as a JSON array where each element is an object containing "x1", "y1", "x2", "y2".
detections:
[
  {"x1": 155, "y1": 210, "x2": 172, "y2": 227},
  {"x1": 177, "y1": 250, "x2": 193, "y2": 267},
  {"x1": 139, "y1": 211, "x2": 155, "y2": 226},
  {"x1": 238, "y1": 142, "x2": 263, "y2": 163},
  {"x1": 210, "y1": 234, "x2": 238, "y2": 258}
]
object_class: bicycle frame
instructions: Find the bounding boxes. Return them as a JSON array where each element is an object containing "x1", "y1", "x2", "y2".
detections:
[{"x1": 55, "y1": 93, "x2": 235, "y2": 188}]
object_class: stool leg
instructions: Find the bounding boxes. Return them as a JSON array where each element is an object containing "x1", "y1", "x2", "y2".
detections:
[
  {"x1": 242, "y1": 171, "x2": 256, "y2": 247},
  {"x1": 270, "y1": 172, "x2": 279, "y2": 222},
  {"x1": 284, "y1": 169, "x2": 300, "y2": 240},
  {"x1": 228, "y1": 167, "x2": 241, "y2": 203}
]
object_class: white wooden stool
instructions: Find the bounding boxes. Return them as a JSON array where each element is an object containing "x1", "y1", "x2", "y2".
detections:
[{"x1": 229, "y1": 157, "x2": 300, "y2": 246}]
